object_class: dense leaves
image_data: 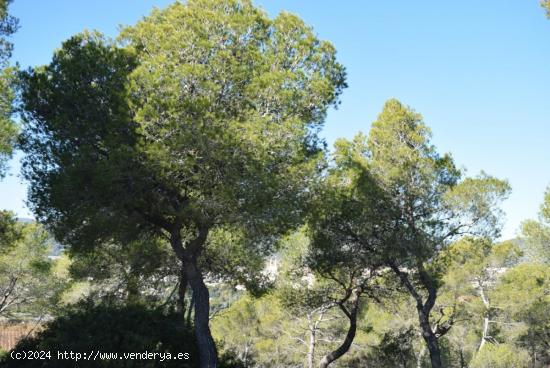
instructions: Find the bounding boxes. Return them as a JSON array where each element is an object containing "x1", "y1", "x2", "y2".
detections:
[
  {"x1": 18, "y1": 2, "x2": 346, "y2": 366},
  {"x1": 0, "y1": 210, "x2": 19, "y2": 248}
]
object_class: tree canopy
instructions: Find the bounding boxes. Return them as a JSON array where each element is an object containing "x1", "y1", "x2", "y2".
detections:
[
  {"x1": 18, "y1": 1, "x2": 346, "y2": 366},
  {"x1": 310, "y1": 99, "x2": 511, "y2": 368}
]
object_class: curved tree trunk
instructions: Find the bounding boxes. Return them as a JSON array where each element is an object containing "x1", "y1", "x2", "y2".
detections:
[
  {"x1": 418, "y1": 306, "x2": 442, "y2": 368},
  {"x1": 390, "y1": 262, "x2": 443, "y2": 368},
  {"x1": 319, "y1": 291, "x2": 360, "y2": 368},
  {"x1": 185, "y1": 258, "x2": 218, "y2": 368},
  {"x1": 170, "y1": 226, "x2": 217, "y2": 368}
]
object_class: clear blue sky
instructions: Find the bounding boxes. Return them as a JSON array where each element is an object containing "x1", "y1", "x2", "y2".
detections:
[{"x1": 1, "y1": 0, "x2": 550, "y2": 240}]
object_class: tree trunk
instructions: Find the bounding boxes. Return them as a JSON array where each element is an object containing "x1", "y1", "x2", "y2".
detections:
[
  {"x1": 319, "y1": 290, "x2": 360, "y2": 368},
  {"x1": 477, "y1": 284, "x2": 490, "y2": 352},
  {"x1": 170, "y1": 227, "x2": 217, "y2": 368},
  {"x1": 418, "y1": 309, "x2": 443, "y2": 368},
  {"x1": 390, "y1": 262, "x2": 443, "y2": 368},
  {"x1": 479, "y1": 316, "x2": 489, "y2": 351},
  {"x1": 424, "y1": 334, "x2": 442, "y2": 368},
  {"x1": 184, "y1": 255, "x2": 217, "y2": 368}
]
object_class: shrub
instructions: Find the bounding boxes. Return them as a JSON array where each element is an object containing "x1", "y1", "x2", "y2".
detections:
[{"x1": 0, "y1": 302, "x2": 196, "y2": 367}]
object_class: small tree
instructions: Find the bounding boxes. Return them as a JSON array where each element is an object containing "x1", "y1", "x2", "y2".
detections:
[{"x1": 0, "y1": 222, "x2": 66, "y2": 318}]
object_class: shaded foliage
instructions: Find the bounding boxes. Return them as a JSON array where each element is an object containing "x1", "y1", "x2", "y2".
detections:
[{"x1": 1, "y1": 302, "x2": 247, "y2": 368}]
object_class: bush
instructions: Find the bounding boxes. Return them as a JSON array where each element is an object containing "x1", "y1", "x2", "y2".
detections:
[{"x1": 1, "y1": 302, "x2": 200, "y2": 367}]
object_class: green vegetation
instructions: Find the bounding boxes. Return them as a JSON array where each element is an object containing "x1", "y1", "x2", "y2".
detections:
[
  {"x1": 521, "y1": 187, "x2": 550, "y2": 264},
  {"x1": 0, "y1": 1, "x2": 548, "y2": 368},
  {"x1": 0, "y1": 222, "x2": 67, "y2": 318},
  {"x1": 0, "y1": 0, "x2": 17, "y2": 178}
]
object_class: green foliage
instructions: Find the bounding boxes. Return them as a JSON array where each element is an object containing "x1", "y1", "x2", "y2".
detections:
[
  {"x1": 307, "y1": 133, "x2": 390, "y2": 274},
  {"x1": 201, "y1": 227, "x2": 272, "y2": 296},
  {"x1": 212, "y1": 294, "x2": 296, "y2": 367},
  {"x1": 470, "y1": 344, "x2": 530, "y2": 368},
  {"x1": 337, "y1": 98, "x2": 511, "y2": 367},
  {"x1": 0, "y1": 1, "x2": 17, "y2": 179},
  {"x1": 439, "y1": 237, "x2": 521, "y2": 296},
  {"x1": 434, "y1": 238, "x2": 523, "y2": 366},
  {"x1": 0, "y1": 67, "x2": 16, "y2": 178},
  {"x1": 12, "y1": 3, "x2": 550, "y2": 368},
  {"x1": 0, "y1": 222, "x2": 68, "y2": 318},
  {"x1": 19, "y1": 4, "x2": 346, "y2": 364},
  {"x1": 276, "y1": 229, "x2": 335, "y2": 311},
  {"x1": 68, "y1": 235, "x2": 179, "y2": 305},
  {"x1": 1, "y1": 303, "x2": 200, "y2": 368},
  {"x1": 0, "y1": 0, "x2": 17, "y2": 65},
  {"x1": 19, "y1": 0, "x2": 346, "y2": 293},
  {"x1": 542, "y1": 0, "x2": 550, "y2": 18},
  {"x1": 369, "y1": 329, "x2": 418, "y2": 367},
  {"x1": 360, "y1": 299, "x2": 422, "y2": 368},
  {"x1": 212, "y1": 292, "x2": 366, "y2": 368},
  {"x1": 491, "y1": 263, "x2": 550, "y2": 364},
  {"x1": 287, "y1": 126, "x2": 392, "y2": 366},
  {"x1": 18, "y1": 31, "x2": 143, "y2": 247},
  {"x1": 443, "y1": 174, "x2": 511, "y2": 239},
  {"x1": 521, "y1": 185, "x2": 550, "y2": 264},
  {"x1": 365, "y1": 99, "x2": 509, "y2": 261},
  {"x1": 268, "y1": 99, "x2": 510, "y2": 367},
  {"x1": 275, "y1": 227, "x2": 386, "y2": 367},
  {"x1": 0, "y1": 210, "x2": 20, "y2": 249}
]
